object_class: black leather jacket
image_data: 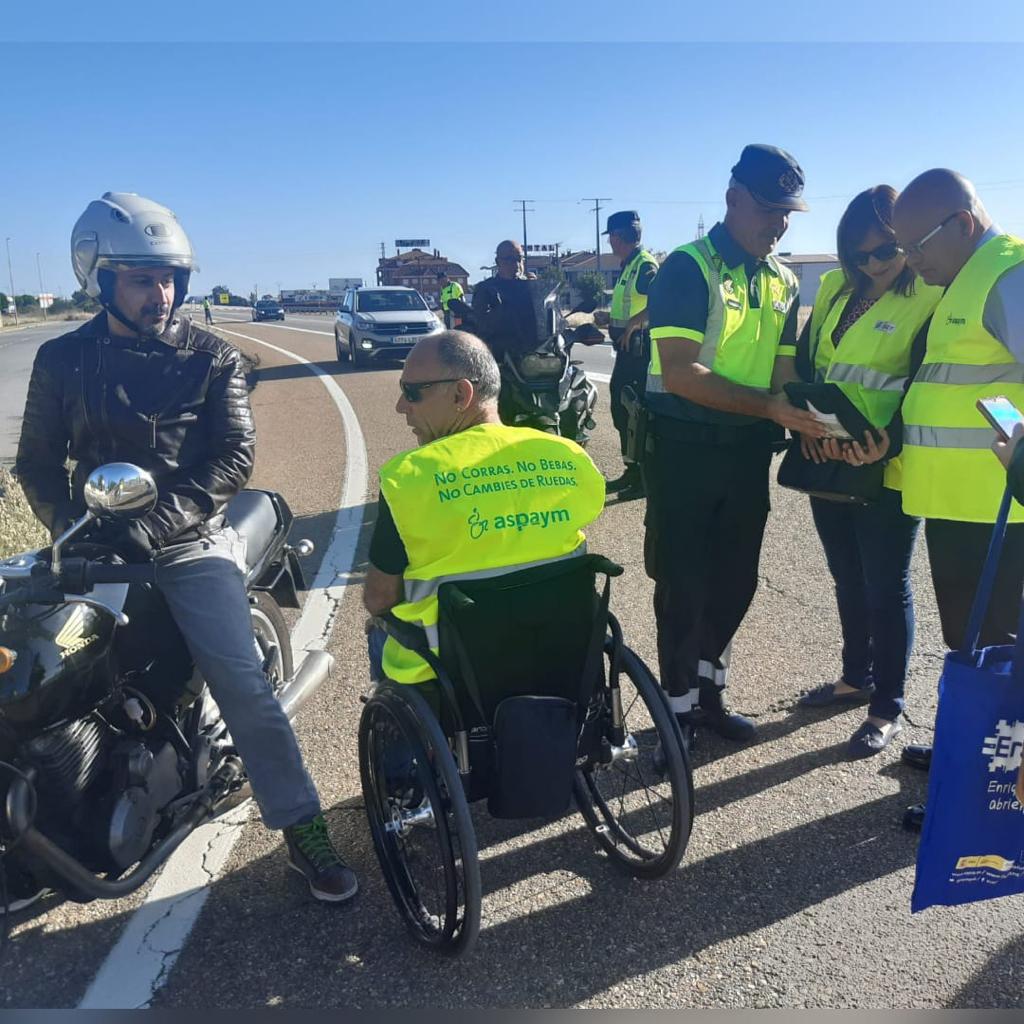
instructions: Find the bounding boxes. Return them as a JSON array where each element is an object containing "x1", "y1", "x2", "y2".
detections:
[{"x1": 14, "y1": 313, "x2": 256, "y2": 546}]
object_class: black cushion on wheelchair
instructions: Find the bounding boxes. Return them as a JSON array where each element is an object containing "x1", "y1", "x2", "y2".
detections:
[
  {"x1": 225, "y1": 490, "x2": 279, "y2": 571},
  {"x1": 437, "y1": 555, "x2": 604, "y2": 727}
]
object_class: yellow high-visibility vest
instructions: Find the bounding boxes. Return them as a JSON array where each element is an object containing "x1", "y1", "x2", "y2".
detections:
[
  {"x1": 378, "y1": 422, "x2": 606, "y2": 682},
  {"x1": 901, "y1": 234, "x2": 1024, "y2": 522},
  {"x1": 809, "y1": 268, "x2": 942, "y2": 489}
]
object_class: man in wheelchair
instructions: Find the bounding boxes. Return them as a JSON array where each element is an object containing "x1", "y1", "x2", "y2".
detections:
[{"x1": 359, "y1": 332, "x2": 694, "y2": 954}]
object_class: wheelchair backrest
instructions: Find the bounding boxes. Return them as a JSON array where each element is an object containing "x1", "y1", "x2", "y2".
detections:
[{"x1": 436, "y1": 554, "x2": 616, "y2": 727}]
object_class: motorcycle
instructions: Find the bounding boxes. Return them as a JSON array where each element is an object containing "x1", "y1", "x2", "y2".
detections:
[
  {"x1": 453, "y1": 283, "x2": 602, "y2": 445},
  {"x1": 0, "y1": 463, "x2": 331, "y2": 915}
]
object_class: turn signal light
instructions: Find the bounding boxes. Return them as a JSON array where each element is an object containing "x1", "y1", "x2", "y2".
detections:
[{"x1": 0, "y1": 647, "x2": 17, "y2": 674}]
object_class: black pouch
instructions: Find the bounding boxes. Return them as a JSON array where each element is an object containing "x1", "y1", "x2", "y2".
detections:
[
  {"x1": 776, "y1": 439, "x2": 884, "y2": 504},
  {"x1": 488, "y1": 695, "x2": 578, "y2": 819}
]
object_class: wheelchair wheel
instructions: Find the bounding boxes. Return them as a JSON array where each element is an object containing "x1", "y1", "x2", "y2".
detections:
[
  {"x1": 574, "y1": 643, "x2": 693, "y2": 878},
  {"x1": 358, "y1": 682, "x2": 481, "y2": 956}
]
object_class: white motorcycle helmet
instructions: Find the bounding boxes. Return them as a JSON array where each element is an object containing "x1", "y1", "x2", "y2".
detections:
[{"x1": 71, "y1": 192, "x2": 198, "y2": 330}]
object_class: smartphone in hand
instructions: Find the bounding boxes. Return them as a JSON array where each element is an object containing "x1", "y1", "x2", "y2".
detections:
[{"x1": 977, "y1": 396, "x2": 1024, "y2": 441}]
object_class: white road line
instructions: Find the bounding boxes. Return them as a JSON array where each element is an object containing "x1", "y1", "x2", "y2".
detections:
[{"x1": 79, "y1": 328, "x2": 368, "y2": 1010}]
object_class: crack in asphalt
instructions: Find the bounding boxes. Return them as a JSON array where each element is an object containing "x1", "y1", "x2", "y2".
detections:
[{"x1": 131, "y1": 816, "x2": 251, "y2": 1008}]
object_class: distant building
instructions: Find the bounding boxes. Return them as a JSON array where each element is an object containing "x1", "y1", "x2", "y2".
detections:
[
  {"x1": 778, "y1": 253, "x2": 841, "y2": 308},
  {"x1": 376, "y1": 248, "x2": 469, "y2": 307}
]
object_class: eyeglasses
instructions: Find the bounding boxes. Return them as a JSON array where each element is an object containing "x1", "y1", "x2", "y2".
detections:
[
  {"x1": 495, "y1": 254, "x2": 523, "y2": 263},
  {"x1": 853, "y1": 241, "x2": 903, "y2": 266},
  {"x1": 902, "y1": 211, "x2": 962, "y2": 258},
  {"x1": 399, "y1": 378, "x2": 477, "y2": 403}
]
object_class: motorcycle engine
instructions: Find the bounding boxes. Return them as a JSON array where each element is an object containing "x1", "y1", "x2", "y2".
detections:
[{"x1": 105, "y1": 740, "x2": 183, "y2": 869}]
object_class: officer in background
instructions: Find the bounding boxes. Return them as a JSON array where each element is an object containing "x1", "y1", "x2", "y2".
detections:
[
  {"x1": 438, "y1": 270, "x2": 464, "y2": 330},
  {"x1": 597, "y1": 211, "x2": 659, "y2": 500},
  {"x1": 645, "y1": 144, "x2": 827, "y2": 745}
]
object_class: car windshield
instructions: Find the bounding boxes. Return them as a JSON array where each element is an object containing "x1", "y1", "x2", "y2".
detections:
[
  {"x1": 257, "y1": 301, "x2": 280, "y2": 308},
  {"x1": 356, "y1": 290, "x2": 426, "y2": 313}
]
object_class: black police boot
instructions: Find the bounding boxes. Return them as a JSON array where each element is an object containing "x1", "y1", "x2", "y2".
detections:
[
  {"x1": 606, "y1": 464, "x2": 641, "y2": 494},
  {"x1": 697, "y1": 689, "x2": 757, "y2": 742},
  {"x1": 903, "y1": 803, "x2": 926, "y2": 831},
  {"x1": 901, "y1": 744, "x2": 932, "y2": 771},
  {"x1": 653, "y1": 717, "x2": 695, "y2": 775}
]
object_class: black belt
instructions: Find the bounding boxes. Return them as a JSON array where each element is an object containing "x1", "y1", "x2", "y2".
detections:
[{"x1": 649, "y1": 415, "x2": 780, "y2": 448}]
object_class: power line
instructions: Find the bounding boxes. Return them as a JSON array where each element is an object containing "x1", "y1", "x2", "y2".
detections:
[
  {"x1": 580, "y1": 198, "x2": 611, "y2": 275},
  {"x1": 513, "y1": 200, "x2": 535, "y2": 260}
]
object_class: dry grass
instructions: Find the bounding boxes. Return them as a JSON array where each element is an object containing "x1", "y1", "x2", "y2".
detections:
[{"x1": 0, "y1": 467, "x2": 49, "y2": 559}]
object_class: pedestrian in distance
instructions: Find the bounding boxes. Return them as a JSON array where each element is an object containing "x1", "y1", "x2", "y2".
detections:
[
  {"x1": 890, "y1": 169, "x2": 1024, "y2": 830},
  {"x1": 644, "y1": 144, "x2": 827, "y2": 750},
  {"x1": 203, "y1": 295, "x2": 213, "y2": 325},
  {"x1": 793, "y1": 186, "x2": 943, "y2": 758},
  {"x1": 598, "y1": 211, "x2": 659, "y2": 502}
]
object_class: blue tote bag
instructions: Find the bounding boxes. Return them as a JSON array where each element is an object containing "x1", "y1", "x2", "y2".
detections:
[{"x1": 912, "y1": 486, "x2": 1024, "y2": 912}]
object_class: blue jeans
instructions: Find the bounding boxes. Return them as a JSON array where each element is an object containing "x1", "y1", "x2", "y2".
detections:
[
  {"x1": 155, "y1": 527, "x2": 321, "y2": 830},
  {"x1": 810, "y1": 488, "x2": 920, "y2": 722}
]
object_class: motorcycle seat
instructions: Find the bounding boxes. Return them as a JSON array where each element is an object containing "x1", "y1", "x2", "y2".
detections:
[{"x1": 225, "y1": 490, "x2": 278, "y2": 572}]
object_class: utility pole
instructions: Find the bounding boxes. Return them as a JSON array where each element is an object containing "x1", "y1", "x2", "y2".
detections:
[
  {"x1": 581, "y1": 198, "x2": 611, "y2": 277},
  {"x1": 513, "y1": 200, "x2": 534, "y2": 262},
  {"x1": 697, "y1": 214, "x2": 705, "y2": 239},
  {"x1": 36, "y1": 252, "x2": 47, "y2": 320},
  {"x1": 5, "y1": 237, "x2": 18, "y2": 326}
]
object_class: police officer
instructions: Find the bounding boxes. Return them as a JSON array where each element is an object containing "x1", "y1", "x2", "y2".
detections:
[
  {"x1": 600, "y1": 211, "x2": 659, "y2": 500},
  {"x1": 645, "y1": 145, "x2": 827, "y2": 743},
  {"x1": 438, "y1": 270, "x2": 464, "y2": 330}
]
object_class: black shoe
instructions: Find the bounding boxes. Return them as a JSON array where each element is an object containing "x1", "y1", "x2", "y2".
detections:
[
  {"x1": 617, "y1": 479, "x2": 646, "y2": 502},
  {"x1": 605, "y1": 465, "x2": 641, "y2": 494},
  {"x1": 903, "y1": 803, "x2": 925, "y2": 831},
  {"x1": 847, "y1": 719, "x2": 902, "y2": 759},
  {"x1": 284, "y1": 814, "x2": 359, "y2": 903},
  {"x1": 799, "y1": 681, "x2": 875, "y2": 708},
  {"x1": 653, "y1": 718, "x2": 695, "y2": 774},
  {"x1": 697, "y1": 692, "x2": 757, "y2": 742},
  {"x1": 902, "y1": 744, "x2": 932, "y2": 771}
]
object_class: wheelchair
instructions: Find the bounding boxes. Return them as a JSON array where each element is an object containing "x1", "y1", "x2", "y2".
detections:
[{"x1": 357, "y1": 554, "x2": 694, "y2": 956}]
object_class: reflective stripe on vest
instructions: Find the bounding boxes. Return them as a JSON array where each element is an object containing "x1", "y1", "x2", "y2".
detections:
[
  {"x1": 610, "y1": 249, "x2": 656, "y2": 328},
  {"x1": 901, "y1": 234, "x2": 1024, "y2": 522},
  {"x1": 646, "y1": 235, "x2": 797, "y2": 399},
  {"x1": 902, "y1": 425, "x2": 996, "y2": 449},
  {"x1": 913, "y1": 362, "x2": 1024, "y2": 386},
  {"x1": 824, "y1": 362, "x2": 907, "y2": 392},
  {"x1": 378, "y1": 423, "x2": 606, "y2": 683}
]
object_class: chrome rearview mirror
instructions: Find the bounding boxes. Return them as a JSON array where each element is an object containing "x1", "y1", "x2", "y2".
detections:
[{"x1": 83, "y1": 463, "x2": 159, "y2": 520}]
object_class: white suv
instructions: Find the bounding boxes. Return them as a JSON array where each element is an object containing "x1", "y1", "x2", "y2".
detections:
[{"x1": 334, "y1": 286, "x2": 442, "y2": 367}]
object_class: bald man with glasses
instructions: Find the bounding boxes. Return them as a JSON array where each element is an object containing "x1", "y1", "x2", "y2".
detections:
[{"x1": 892, "y1": 169, "x2": 1024, "y2": 829}]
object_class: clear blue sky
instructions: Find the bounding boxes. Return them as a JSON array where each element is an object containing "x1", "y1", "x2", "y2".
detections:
[{"x1": 2, "y1": 2, "x2": 1023, "y2": 298}]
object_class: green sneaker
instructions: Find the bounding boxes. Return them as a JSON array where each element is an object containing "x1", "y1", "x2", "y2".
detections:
[{"x1": 283, "y1": 815, "x2": 358, "y2": 903}]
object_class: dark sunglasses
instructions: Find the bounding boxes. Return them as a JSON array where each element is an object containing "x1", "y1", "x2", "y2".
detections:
[
  {"x1": 853, "y1": 241, "x2": 903, "y2": 266},
  {"x1": 399, "y1": 378, "x2": 477, "y2": 403}
]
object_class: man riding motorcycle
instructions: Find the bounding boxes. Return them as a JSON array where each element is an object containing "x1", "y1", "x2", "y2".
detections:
[{"x1": 13, "y1": 192, "x2": 357, "y2": 904}]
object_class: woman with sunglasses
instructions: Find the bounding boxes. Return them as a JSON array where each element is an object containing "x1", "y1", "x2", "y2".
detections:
[{"x1": 794, "y1": 186, "x2": 942, "y2": 757}]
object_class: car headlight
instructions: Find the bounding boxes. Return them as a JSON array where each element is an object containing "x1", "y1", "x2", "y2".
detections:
[{"x1": 354, "y1": 317, "x2": 376, "y2": 332}]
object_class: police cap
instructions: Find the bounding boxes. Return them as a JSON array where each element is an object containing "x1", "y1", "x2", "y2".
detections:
[
  {"x1": 602, "y1": 210, "x2": 641, "y2": 235},
  {"x1": 731, "y1": 144, "x2": 809, "y2": 211}
]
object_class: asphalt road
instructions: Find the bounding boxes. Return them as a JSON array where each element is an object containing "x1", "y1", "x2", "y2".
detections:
[
  {"x1": 3, "y1": 308, "x2": 1024, "y2": 1009},
  {"x1": 0, "y1": 319, "x2": 84, "y2": 466}
]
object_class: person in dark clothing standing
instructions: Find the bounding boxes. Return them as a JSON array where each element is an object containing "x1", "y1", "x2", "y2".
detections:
[
  {"x1": 468, "y1": 239, "x2": 538, "y2": 362},
  {"x1": 597, "y1": 211, "x2": 659, "y2": 501},
  {"x1": 644, "y1": 145, "x2": 827, "y2": 747}
]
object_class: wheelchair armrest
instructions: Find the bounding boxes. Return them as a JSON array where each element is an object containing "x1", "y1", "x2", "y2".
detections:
[
  {"x1": 376, "y1": 612, "x2": 432, "y2": 657},
  {"x1": 585, "y1": 554, "x2": 624, "y2": 578}
]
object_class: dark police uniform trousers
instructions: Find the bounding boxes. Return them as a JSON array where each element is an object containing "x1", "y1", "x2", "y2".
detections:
[
  {"x1": 644, "y1": 418, "x2": 776, "y2": 713},
  {"x1": 608, "y1": 328, "x2": 649, "y2": 458}
]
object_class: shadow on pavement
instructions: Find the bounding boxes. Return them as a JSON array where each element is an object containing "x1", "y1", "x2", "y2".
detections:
[
  {"x1": 953, "y1": 932, "x2": 1024, "y2": 1008},
  {"x1": 151, "y1": 755, "x2": 930, "y2": 1008}
]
